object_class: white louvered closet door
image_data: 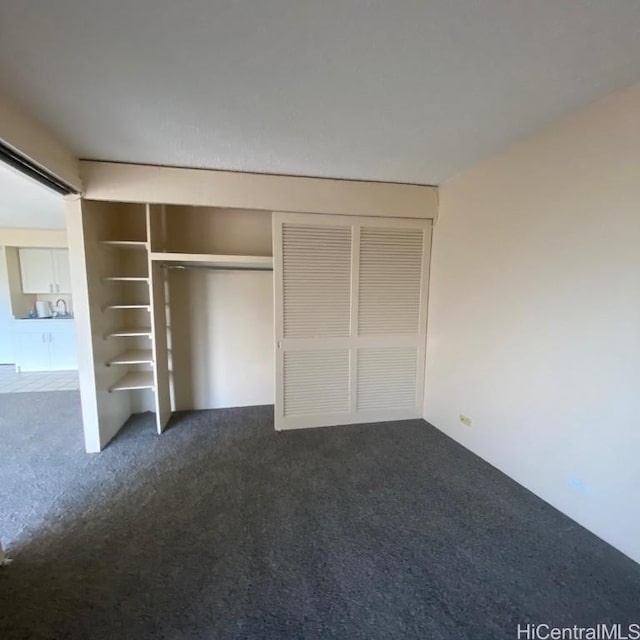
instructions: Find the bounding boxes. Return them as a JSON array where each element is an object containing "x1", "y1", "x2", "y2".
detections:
[{"x1": 273, "y1": 212, "x2": 431, "y2": 431}]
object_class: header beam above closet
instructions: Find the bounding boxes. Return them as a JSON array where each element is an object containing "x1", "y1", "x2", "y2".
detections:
[{"x1": 79, "y1": 161, "x2": 438, "y2": 220}]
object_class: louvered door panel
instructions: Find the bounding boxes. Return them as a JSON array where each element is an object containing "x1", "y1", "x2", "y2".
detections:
[
  {"x1": 274, "y1": 212, "x2": 431, "y2": 431},
  {"x1": 357, "y1": 347, "x2": 418, "y2": 411},
  {"x1": 282, "y1": 224, "x2": 351, "y2": 338},
  {"x1": 358, "y1": 227, "x2": 424, "y2": 335},
  {"x1": 284, "y1": 349, "x2": 350, "y2": 416}
]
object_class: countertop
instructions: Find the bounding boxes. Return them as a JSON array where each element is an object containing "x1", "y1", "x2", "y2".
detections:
[{"x1": 15, "y1": 316, "x2": 75, "y2": 321}]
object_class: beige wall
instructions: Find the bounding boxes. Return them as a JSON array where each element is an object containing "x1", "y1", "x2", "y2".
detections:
[
  {"x1": 3, "y1": 247, "x2": 35, "y2": 318},
  {"x1": 0, "y1": 248, "x2": 14, "y2": 361},
  {"x1": 0, "y1": 227, "x2": 67, "y2": 248},
  {"x1": 425, "y1": 84, "x2": 640, "y2": 563},
  {"x1": 170, "y1": 269, "x2": 274, "y2": 410}
]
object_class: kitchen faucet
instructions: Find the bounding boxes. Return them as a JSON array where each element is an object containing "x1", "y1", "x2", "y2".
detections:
[{"x1": 55, "y1": 299, "x2": 68, "y2": 317}]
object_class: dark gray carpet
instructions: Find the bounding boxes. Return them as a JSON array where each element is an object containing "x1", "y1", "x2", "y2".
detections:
[{"x1": 0, "y1": 392, "x2": 639, "y2": 639}]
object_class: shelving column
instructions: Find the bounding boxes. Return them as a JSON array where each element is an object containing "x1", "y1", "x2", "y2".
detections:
[{"x1": 147, "y1": 204, "x2": 172, "y2": 433}]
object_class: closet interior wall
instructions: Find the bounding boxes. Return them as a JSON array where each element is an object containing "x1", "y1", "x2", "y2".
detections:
[{"x1": 163, "y1": 206, "x2": 271, "y2": 255}]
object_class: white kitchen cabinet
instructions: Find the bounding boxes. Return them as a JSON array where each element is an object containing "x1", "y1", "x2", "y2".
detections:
[
  {"x1": 19, "y1": 248, "x2": 72, "y2": 294},
  {"x1": 51, "y1": 249, "x2": 72, "y2": 293},
  {"x1": 18, "y1": 249, "x2": 53, "y2": 293},
  {"x1": 48, "y1": 324, "x2": 78, "y2": 370},
  {"x1": 14, "y1": 330, "x2": 49, "y2": 372},
  {"x1": 13, "y1": 320, "x2": 78, "y2": 371}
]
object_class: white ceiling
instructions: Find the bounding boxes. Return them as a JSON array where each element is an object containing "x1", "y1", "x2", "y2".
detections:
[
  {"x1": 0, "y1": 162, "x2": 64, "y2": 229},
  {"x1": 0, "y1": 1, "x2": 639, "y2": 185}
]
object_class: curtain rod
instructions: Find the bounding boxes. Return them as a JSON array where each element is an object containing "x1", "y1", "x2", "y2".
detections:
[{"x1": 160, "y1": 264, "x2": 273, "y2": 272}]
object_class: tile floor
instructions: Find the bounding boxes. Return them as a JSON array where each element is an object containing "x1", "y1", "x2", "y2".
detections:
[{"x1": 0, "y1": 365, "x2": 79, "y2": 393}]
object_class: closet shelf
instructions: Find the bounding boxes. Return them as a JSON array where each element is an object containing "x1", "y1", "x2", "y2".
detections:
[
  {"x1": 103, "y1": 304, "x2": 151, "y2": 311},
  {"x1": 106, "y1": 327, "x2": 152, "y2": 338},
  {"x1": 109, "y1": 371, "x2": 155, "y2": 392},
  {"x1": 107, "y1": 349, "x2": 154, "y2": 366},
  {"x1": 100, "y1": 240, "x2": 148, "y2": 250},
  {"x1": 103, "y1": 276, "x2": 149, "y2": 282},
  {"x1": 149, "y1": 252, "x2": 273, "y2": 270}
]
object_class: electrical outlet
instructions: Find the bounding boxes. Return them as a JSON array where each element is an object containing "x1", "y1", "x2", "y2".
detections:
[{"x1": 459, "y1": 414, "x2": 472, "y2": 427}]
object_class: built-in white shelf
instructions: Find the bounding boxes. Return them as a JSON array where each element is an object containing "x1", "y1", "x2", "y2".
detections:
[
  {"x1": 109, "y1": 371, "x2": 155, "y2": 392},
  {"x1": 100, "y1": 240, "x2": 148, "y2": 250},
  {"x1": 107, "y1": 349, "x2": 154, "y2": 366},
  {"x1": 103, "y1": 304, "x2": 151, "y2": 311},
  {"x1": 103, "y1": 276, "x2": 149, "y2": 282},
  {"x1": 150, "y1": 252, "x2": 273, "y2": 270},
  {"x1": 106, "y1": 327, "x2": 153, "y2": 338}
]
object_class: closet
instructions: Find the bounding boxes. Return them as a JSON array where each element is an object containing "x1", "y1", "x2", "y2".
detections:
[
  {"x1": 74, "y1": 200, "x2": 275, "y2": 449},
  {"x1": 81, "y1": 202, "x2": 159, "y2": 438},
  {"x1": 151, "y1": 206, "x2": 274, "y2": 413},
  {"x1": 69, "y1": 162, "x2": 437, "y2": 452}
]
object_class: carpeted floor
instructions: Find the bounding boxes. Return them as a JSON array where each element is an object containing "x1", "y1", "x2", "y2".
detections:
[{"x1": 0, "y1": 391, "x2": 639, "y2": 639}]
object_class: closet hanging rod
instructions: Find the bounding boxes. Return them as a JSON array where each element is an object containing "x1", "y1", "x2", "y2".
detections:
[{"x1": 160, "y1": 264, "x2": 273, "y2": 272}]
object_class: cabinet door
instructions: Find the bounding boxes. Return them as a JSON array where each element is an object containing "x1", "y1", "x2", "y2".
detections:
[
  {"x1": 52, "y1": 249, "x2": 72, "y2": 293},
  {"x1": 18, "y1": 249, "x2": 54, "y2": 293},
  {"x1": 273, "y1": 212, "x2": 431, "y2": 431},
  {"x1": 15, "y1": 330, "x2": 51, "y2": 372},
  {"x1": 49, "y1": 325, "x2": 78, "y2": 370}
]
